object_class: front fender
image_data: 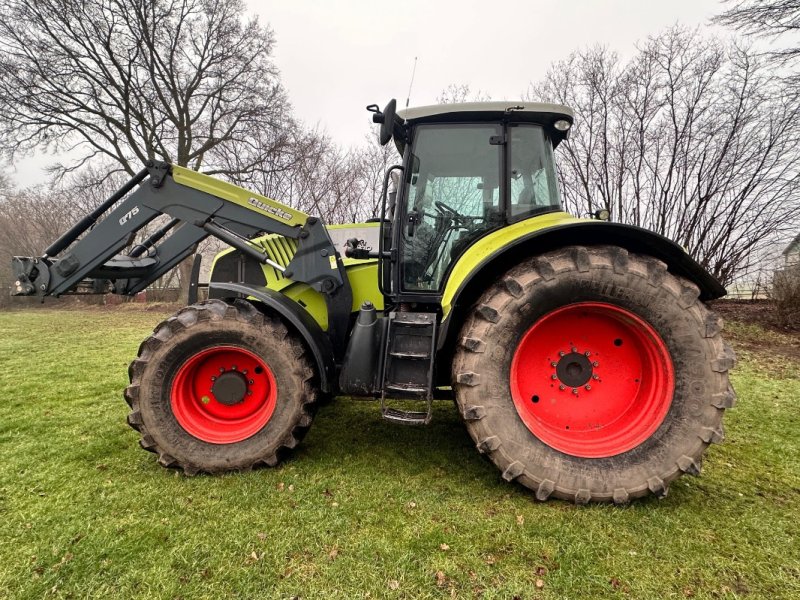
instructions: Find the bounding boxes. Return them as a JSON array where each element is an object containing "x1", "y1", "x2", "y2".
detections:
[{"x1": 208, "y1": 282, "x2": 336, "y2": 393}]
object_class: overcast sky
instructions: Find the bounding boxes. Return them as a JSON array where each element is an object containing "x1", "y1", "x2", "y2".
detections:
[
  {"x1": 250, "y1": 0, "x2": 725, "y2": 147},
  {"x1": 12, "y1": 0, "x2": 727, "y2": 184}
]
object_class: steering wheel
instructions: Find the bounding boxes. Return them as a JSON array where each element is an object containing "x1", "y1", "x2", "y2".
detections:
[
  {"x1": 434, "y1": 200, "x2": 460, "y2": 216},
  {"x1": 435, "y1": 200, "x2": 471, "y2": 228}
]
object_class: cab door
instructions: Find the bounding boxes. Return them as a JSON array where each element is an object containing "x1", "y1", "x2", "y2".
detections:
[{"x1": 396, "y1": 123, "x2": 504, "y2": 298}]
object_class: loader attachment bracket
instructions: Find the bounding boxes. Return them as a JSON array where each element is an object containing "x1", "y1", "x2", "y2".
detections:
[{"x1": 11, "y1": 256, "x2": 50, "y2": 297}]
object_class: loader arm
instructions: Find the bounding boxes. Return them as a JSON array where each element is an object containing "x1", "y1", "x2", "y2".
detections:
[{"x1": 10, "y1": 161, "x2": 353, "y2": 353}]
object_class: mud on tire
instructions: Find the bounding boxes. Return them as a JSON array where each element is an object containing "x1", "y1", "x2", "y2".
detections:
[
  {"x1": 452, "y1": 245, "x2": 736, "y2": 503},
  {"x1": 124, "y1": 299, "x2": 318, "y2": 474}
]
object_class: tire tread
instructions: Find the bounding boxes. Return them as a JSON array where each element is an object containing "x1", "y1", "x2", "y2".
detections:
[
  {"x1": 452, "y1": 245, "x2": 735, "y2": 503},
  {"x1": 124, "y1": 299, "x2": 319, "y2": 474}
]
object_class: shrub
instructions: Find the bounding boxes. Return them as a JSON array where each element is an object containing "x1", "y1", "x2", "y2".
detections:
[{"x1": 770, "y1": 264, "x2": 800, "y2": 329}]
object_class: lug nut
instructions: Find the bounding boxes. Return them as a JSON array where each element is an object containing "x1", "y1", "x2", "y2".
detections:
[
  {"x1": 559, "y1": 384, "x2": 565, "y2": 390},
  {"x1": 585, "y1": 384, "x2": 591, "y2": 391},
  {"x1": 219, "y1": 367, "x2": 225, "y2": 373},
  {"x1": 551, "y1": 374, "x2": 558, "y2": 380},
  {"x1": 592, "y1": 374, "x2": 599, "y2": 380},
  {"x1": 211, "y1": 376, "x2": 216, "y2": 381},
  {"x1": 592, "y1": 361, "x2": 599, "y2": 367},
  {"x1": 559, "y1": 351, "x2": 566, "y2": 357},
  {"x1": 247, "y1": 390, "x2": 252, "y2": 396},
  {"x1": 232, "y1": 365, "x2": 237, "y2": 370},
  {"x1": 551, "y1": 362, "x2": 557, "y2": 367},
  {"x1": 585, "y1": 351, "x2": 591, "y2": 357},
  {"x1": 572, "y1": 388, "x2": 579, "y2": 395},
  {"x1": 249, "y1": 379, "x2": 254, "y2": 385},
  {"x1": 571, "y1": 347, "x2": 578, "y2": 353}
]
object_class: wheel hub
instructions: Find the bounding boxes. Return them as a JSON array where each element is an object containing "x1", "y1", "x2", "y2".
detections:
[
  {"x1": 211, "y1": 370, "x2": 248, "y2": 405},
  {"x1": 555, "y1": 352, "x2": 593, "y2": 388}
]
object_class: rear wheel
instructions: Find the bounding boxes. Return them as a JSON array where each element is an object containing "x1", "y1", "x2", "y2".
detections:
[
  {"x1": 125, "y1": 299, "x2": 317, "y2": 474},
  {"x1": 452, "y1": 246, "x2": 736, "y2": 503}
]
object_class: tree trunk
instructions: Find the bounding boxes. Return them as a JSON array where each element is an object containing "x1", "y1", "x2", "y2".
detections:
[{"x1": 178, "y1": 258, "x2": 194, "y2": 305}]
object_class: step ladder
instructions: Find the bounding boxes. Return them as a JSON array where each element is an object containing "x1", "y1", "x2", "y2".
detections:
[{"x1": 380, "y1": 311, "x2": 438, "y2": 425}]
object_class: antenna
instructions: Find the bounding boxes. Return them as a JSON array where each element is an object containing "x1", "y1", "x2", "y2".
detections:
[{"x1": 405, "y1": 56, "x2": 418, "y2": 108}]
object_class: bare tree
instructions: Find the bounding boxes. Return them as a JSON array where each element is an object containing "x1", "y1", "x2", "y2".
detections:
[
  {"x1": 0, "y1": 0, "x2": 302, "y2": 300},
  {"x1": 0, "y1": 172, "x2": 13, "y2": 206},
  {"x1": 0, "y1": 0, "x2": 293, "y2": 179},
  {"x1": 230, "y1": 124, "x2": 400, "y2": 225},
  {"x1": 437, "y1": 84, "x2": 492, "y2": 104},
  {"x1": 528, "y1": 26, "x2": 800, "y2": 286},
  {"x1": 349, "y1": 134, "x2": 399, "y2": 221},
  {"x1": 0, "y1": 180, "x2": 74, "y2": 304},
  {"x1": 714, "y1": 0, "x2": 800, "y2": 84}
]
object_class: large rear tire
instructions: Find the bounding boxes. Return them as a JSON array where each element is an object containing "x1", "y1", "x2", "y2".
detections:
[
  {"x1": 124, "y1": 299, "x2": 317, "y2": 474},
  {"x1": 452, "y1": 246, "x2": 736, "y2": 503}
]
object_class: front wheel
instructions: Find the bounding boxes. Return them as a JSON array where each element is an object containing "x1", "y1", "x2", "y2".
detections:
[
  {"x1": 452, "y1": 246, "x2": 736, "y2": 503},
  {"x1": 125, "y1": 299, "x2": 318, "y2": 474}
]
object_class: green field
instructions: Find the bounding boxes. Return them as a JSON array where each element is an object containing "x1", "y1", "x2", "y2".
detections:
[{"x1": 0, "y1": 308, "x2": 798, "y2": 599}]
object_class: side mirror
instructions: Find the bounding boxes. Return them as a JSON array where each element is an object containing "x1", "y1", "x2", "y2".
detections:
[
  {"x1": 367, "y1": 99, "x2": 398, "y2": 146},
  {"x1": 366, "y1": 104, "x2": 382, "y2": 123},
  {"x1": 379, "y1": 99, "x2": 396, "y2": 146}
]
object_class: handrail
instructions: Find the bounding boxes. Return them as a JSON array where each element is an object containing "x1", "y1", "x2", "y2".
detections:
[{"x1": 377, "y1": 165, "x2": 404, "y2": 297}]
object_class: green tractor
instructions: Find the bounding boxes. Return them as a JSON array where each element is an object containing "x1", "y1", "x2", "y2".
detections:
[{"x1": 11, "y1": 100, "x2": 735, "y2": 503}]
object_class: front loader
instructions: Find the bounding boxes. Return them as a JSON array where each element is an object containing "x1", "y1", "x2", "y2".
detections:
[{"x1": 11, "y1": 100, "x2": 735, "y2": 503}]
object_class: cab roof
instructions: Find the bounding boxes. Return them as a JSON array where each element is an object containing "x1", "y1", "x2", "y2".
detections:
[
  {"x1": 397, "y1": 101, "x2": 574, "y2": 126},
  {"x1": 396, "y1": 101, "x2": 574, "y2": 148}
]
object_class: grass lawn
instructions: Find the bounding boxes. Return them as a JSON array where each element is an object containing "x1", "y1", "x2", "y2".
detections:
[{"x1": 0, "y1": 307, "x2": 799, "y2": 599}]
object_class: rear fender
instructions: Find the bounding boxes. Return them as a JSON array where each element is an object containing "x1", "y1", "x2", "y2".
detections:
[
  {"x1": 438, "y1": 220, "x2": 726, "y2": 355},
  {"x1": 208, "y1": 282, "x2": 336, "y2": 393}
]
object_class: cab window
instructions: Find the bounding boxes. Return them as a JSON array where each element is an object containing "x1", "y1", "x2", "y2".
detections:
[{"x1": 508, "y1": 124, "x2": 561, "y2": 220}]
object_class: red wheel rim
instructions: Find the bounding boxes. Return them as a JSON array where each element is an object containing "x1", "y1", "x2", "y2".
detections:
[
  {"x1": 510, "y1": 302, "x2": 674, "y2": 458},
  {"x1": 171, "y1": 346, "x2": 277, "y2": 444}
]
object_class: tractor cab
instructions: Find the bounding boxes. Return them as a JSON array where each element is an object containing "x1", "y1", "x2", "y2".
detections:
[{"x1": 368, "y1": 100, "x2": 574, "y2": 301}]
